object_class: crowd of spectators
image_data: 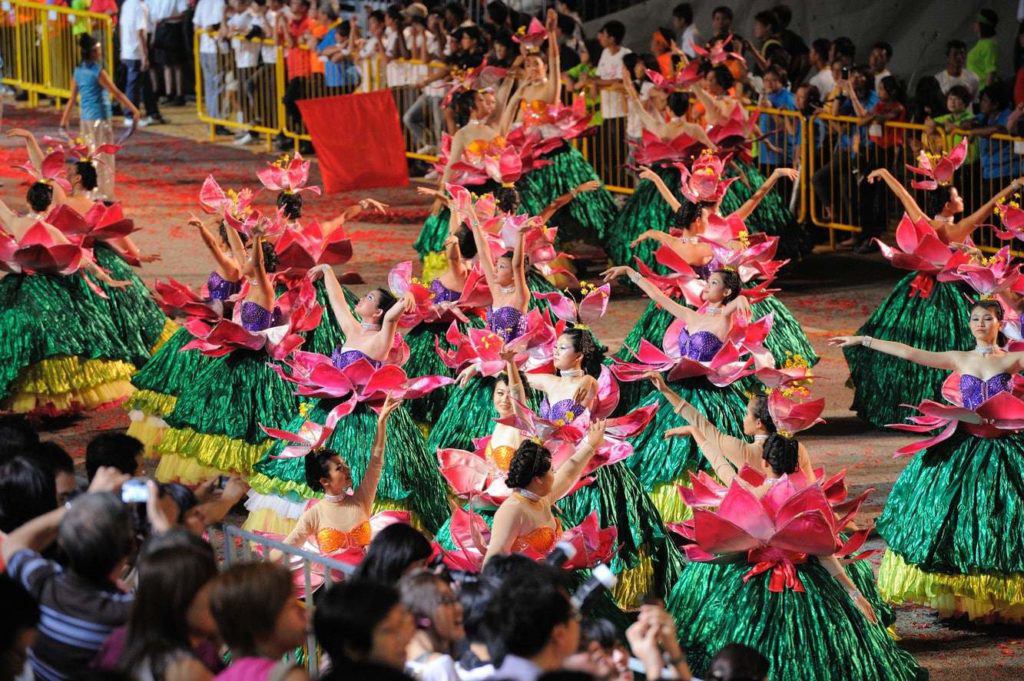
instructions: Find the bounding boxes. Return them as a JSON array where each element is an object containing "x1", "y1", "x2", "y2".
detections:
[{"x1": 0, "y1": 413, "x2": 780, "y2": 681}]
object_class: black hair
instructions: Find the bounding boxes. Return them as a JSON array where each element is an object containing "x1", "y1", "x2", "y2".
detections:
[
  {"x1": 581, "y1": 38, "x2": 602, "y2": 62},
  {"x1": 879, "y1": 75, "x2": 906, "y2": 105},
  {"x1": 708, "y1": 643, "x2": 770, "y2": 680},
  {"x1": 0, "y1": 455, "x2": 57, "y2": 533},
  {"x1": 158, "y1": 482, "x2": 198, "y2": 523},
  {"x1": 832, "y1": 36, "x2": 855, "y2": 60},
  {"x1": 751, "y1": 393, "x2": 799, "y2": 477},
  {"x1": 667, "y1": 91, "x2": 690, "y2": 117},
  {"x1": 374, "y1": 287, "x2": 399, "y2": 315},
  {"x1": 711, "y1": 268, "x2": 741, "y2": 304},
  {"x1": 276, "y1": 190, "x2": 303, "y2": 219},
  {"x1": 871, "y1": 41, "x2": 893, "y2": 60},
  {"x1": 671, "y1": 200, "x2": 715, "y2": 230},
  {"x1": 494, "y1": 185, "x2": 521, "y2": 212},
  {"x1": 304, "y1": 448, "x2": 344, "y2": 493},
  {"x1": 711, "y1": 5, "x2": 733, "y2": 21},
  {"x1": 458, "y1": 580, "x2": 492, "y2": 644},
  {"x1": 580, "y1": 618, "x2": 619, "y2": 650},
  {"x1": 0, "y1": 573, "x2": 39, "y2": 653},
  {"x1": 458, "y1": 25, "x2": 483, "y2": 45},
  {"x1": 315, "y1": 579, "x2": 402, "y2": 665},
  {"x1": 946, "y1": 39, "x2": 967, "y2": 55},
  {"x1": 337, "y1": 19, "x2": 353, "y2": 37},
  {"x1": 261, "y1": 239, "x2": 278, "y2": 274},
  {"x1": 85, "y1": 432, "x2": 143, "y2": 481},
  {"x1": 352, "y1": 523, "x2": 433, "y2": 585},
  {"x1": 485, "y1": 561, "x2": 572, "y2": 660},
  {"x1": 972, "y1": 298, "x2": 1007, "y2": 347},
  {"x1": 79, "y1": 32, "x2": 99, "y2": 64},
  {"x1": 753, "y1": 10, "x2": 779, "y2": 35},
  {"x1": 979, "y1": 84, "x2": 1010, "y2": 112},
  {"x1": 977, "y1": 9, "x2": 998, "y2": 38},
  {"x1": 455, "y1": 224, "x2": 478, "y2": 259},
  {"x1": 811, "y1": 38, "x2": 830, "y2": 62},
  {"x1": 444, "y1": 1, "x2": 466, "y2": 22},
  {"x1": 908, "y1": 75, "x2": 946, "y2": 123},
  {"x1": 555, "y1": 13, "x2": 575, "y2": 38},
  {"x1": 672, "y1": 3, "x2": 693, "y2": 25},
  {"x1": 947, "y1": 84, "x2": 973, "y2": 105},
  {"x1": 486, "y1": 0, "x2": 508, "y2": 26},
  {"x1": 75, "y1": 160, "x2": 98, "y2": 191},
  {"x1": 505, "y1": 440, "x2": 553, "y2": 489},
  {"x1": 640, "y1": 52, "x2": 660, "y2": 75},
  {"x1": 562, "y1": 324, "x2": 607, "y2": 378},
  {"x1": 385, "y1": 5, "x2": 403, "y2": 22},
  {"x1": 771, "y1": 4, "x2": 792, "y2": 28},
  {"x1": 709, "y1": 64, "x2": 735, "y2": 91},
  {"x1": 926, "y1": 185, "x2": 958, "y2": 217},
  {"x1": 120, "y1": 531, "x2": 217, "y2": 678},
  {"x1": 27, "y1": 181, "x2": 54, "y2": 213},
  {"x1": 599, "y1": 20, "x2": 625, "y2": 45},
  {"x1": 32, "y1": 440, "x2": 74, "y2": 477},
  {"x1": 852, "y1": 64, "x2": 875, "y2": 92},
  {"x1": 622, "y1": 52, "x2": 640, "y2": 77},
  {"x1": 369, "y1": 8, "x2": 385, "y2": 23},
  {"x1": 453, "y1": 89, "x2": 479, "y2": 127},
  {"x1": 0, "y1": 415, "x2": 39, "y2": 465}
]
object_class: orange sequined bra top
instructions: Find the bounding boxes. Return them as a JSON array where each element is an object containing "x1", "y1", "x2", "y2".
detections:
[
  {"x1": 316, "y1": 521, "x2": 372, "y2": 555},
  {"x1": 510, "y1": 489, "x2": 562, "y2": 554},
  {"x1": 486, "y1": 442, "x2": 516, "y2": 473},
  {"x1": 520, "y1": 99, "x2": 554, "y2": 127}
]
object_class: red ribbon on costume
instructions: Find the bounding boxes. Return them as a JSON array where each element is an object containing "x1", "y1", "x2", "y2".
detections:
[
  {"x1": 743, "y1": 546, "x2": 806, "y2": 593},
  {"x1": 907, "y1": 272, "x2": 935, "y2": 298}
]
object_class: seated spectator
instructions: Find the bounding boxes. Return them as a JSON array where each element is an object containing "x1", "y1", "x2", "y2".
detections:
[
  {"x1": 1, "y1": 469, "x2": 147, "y2": 681},
  {"x1": 706, "y1": 643, "x2": 769, "y2": 681},
  {"x1": 209, "y1": 562, "x2": 309, "y2": 680},
  {"x1": 399, "y1": 570, "x2": 465, "y2": 680},
  {"x1": 352, "y1": 523, "x2": 433, "y2": 585},
  {"x1": 484, "y1": 561, "x2": 579, "y2": 679},
  {"x1": 33, "y1": 441, "x2": 77, "y2": 506},
  {"x1": 0, "y1": 456, "x2": 56, "y2": 539},
  {"x1": 0, "y1": 573, "x2": 39, "y2": 681},
  {"x1": 314, "y1": 579, "x2": 416, "y2": 674},
  {"x1": 671, "y1": 3, "x2": 698, "y2": 59},
  {"x1": 807, "y1": 39, "x2": 834, "y2": 99},
  {"x1": 968, "y1": 9, "x2": 999, "y2": 88},
  {"x1": 935, "y1": 40, "x2": 979, "y2": 99},
  {"x1": 85, "y1": 432, "x2": 144, "y2": 481},
  {"x1": 868, "y1": 41, "x2": 893, "y2": 92}
]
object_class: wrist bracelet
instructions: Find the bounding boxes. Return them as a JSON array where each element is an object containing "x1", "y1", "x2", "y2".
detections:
[
  {"x1": 862, "y1": 336, "x2": 872, "y2": 348},
  {"x1": 627, "y1": 269, "x2": 642, "y2": 284}
]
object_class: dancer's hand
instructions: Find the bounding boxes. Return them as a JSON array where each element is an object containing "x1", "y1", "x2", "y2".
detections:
[
  {"x1": 630, "y1": 230, "x2": 659, "y2": 248},
  {"x1": 358, "y1": 198, "x2": 388, "y2": 213},
  {"x1": 638, "y1": 166, "x2": 659, "y2": 183},
  {"x1": 585, "y1": 419, "x2": 607, "y2": 449},
  {"x1": 456, "y1": 364, "x2": 479, "y2": 387},
  {"x1": 138, "y1": 253, "x2": 162, "y2": 263},
  {"x1": 729, "y1": 294, "x2": 751, "y2": 316},
  {"x1": 771, "y1": 167, "x2": 799, "y2": 182},
  {"x1": 576, "y1": 180, "x2": 601, "y2": 194},
  {"x1": 852, "y1": 590, "x2": 878, "y2": 624},
  {"x1": 866, "y1": 169, "x2": 886, "y2": 184},
  {"x1": 378, "y1": 395, "x2": 402, "y2": 422},
  {"x1": 663, "y1": 425, "x2": 696, "y2": 440},
  {"x1": 600, "y1": 265, "x2": 634, "y2": 283},
  {"x1": 645, "y1": 370, "x2": 668, "y2": 393},
  {"x1": 827, "y1": 335, "x2": 863, "y2": 348},
  {"x1": 4, "y1": 128, "x2": 32, "y2": 139}
]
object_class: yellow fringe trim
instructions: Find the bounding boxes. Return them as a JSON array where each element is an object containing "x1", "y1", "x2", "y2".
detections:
[
  {"x1": 3, "y1": 356, "x2": 136, "y2": 415},
  {"x1": 126, "y1": 413, "x2": 169, "y2": 455},
  {"x1": 247, "y1": 471, "x2": 311, "y2": 499},
  {"x1": 150, "y1": 318, "x2": 180, "y2": 354},
  {"x1": 649, "y1": 480, "x2": 695, "y2": 525},
  {"x1": 154, "y1": 453, "x2": 226, "y2": 484},
  {"x1": 155, "y1": 428, "x2": 272, "y2": 479},
  {"x1": 421, "y1": 251, "x2": 448, "y2": 284},
  {"x1": 878, "y1": 550, "x2": 1024, "y2": 623},
  {"x1": 125, "y1": 389, "x2": 178, "y2": 419},
  {"x1": 610, "y1": 550, "x2": 656, "y2": 611}
]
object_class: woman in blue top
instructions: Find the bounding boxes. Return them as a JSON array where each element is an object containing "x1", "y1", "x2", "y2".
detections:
[{"x1": 60, "y1": 33, "x2": 140, "y2": 201}]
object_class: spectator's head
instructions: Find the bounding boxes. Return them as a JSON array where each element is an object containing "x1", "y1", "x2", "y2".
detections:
[
  {"x1": 0, "y1": 455, "x2": 56, "y2": 533},
  {"x1": 353, "y1": 523, "x2": 433, "y2": 585},
  {"x1": 762, "y1": 65, "x2": 786, "y2": 93},
  {"x1": 336, "y1": 19, "x2": 353, "y2": 39},
  {"x1": 315, "y1": 579, "x2": 415, "y2": 669},
  {"x1": 850, "y1": 64, "x2": 873, "y2": 97},
  {"x1": 0, "y1": 574, "x2": 39, "y2": 681},
  {"x1": 555, "y1": 0, "x2": 577, "y2": 15},
  {"x1": 575, "y1": 618, "x2": 630, "y2": 681},
  {"x1": 830, "y1": 36, "x2": 855, "y2": 65},
  {"x1": 32, "y1": 441, "x2": 77, "y2": 506},
  {"x1": 60, "y1": 492, "x2": 134, "y2": 583},
  {"x1": 671, "y1": 3, "x2": 693, "y2": 32},
  {"x1": 979, "y1": 84, "x2": 1010, "y2": 115},
  {"x1": 0, "y1": 415, "x2": 38, "y2": 463},
  {"x1": 486, "y1": 1, "x2": 508, "y2": 27},
  {"x1": 771, "y1": 4, "x2": 792, "y2": 29},
  {"x1": 708, "y1": 643, "x2": 769, "y2": 680},
  {"x1": 506, "y1": 439, "x2": 554, "y2": 495},
  {"x1": 704, "y1": 64, "x2": 735, "y2": 94},
  {"x1": 877, "y1": 75, "x2": 905, "y2": 104},
  {"x1": 251, "y1": 0, "x2": 266, "y2": 13},
  {"x1": 384, "y1": 4, "x2": 403, "y2": 29},
  {"x1": 597, "y1": 21, "x2": 625, "y2": 48},
  {"x1": 458, "y1": 579, "x2": 492, "y2": 648},
  {"x1": 946, "y1": 84, "x2": 972, "y2": 114},
  {"x1": 975, "y1": 9, "x2": 998, "y2": 39},
  {"x1": 354, "y1": 286, "x2": 399, "y2": 326},
  {"x1": 752, "y1": 10, "x2": 779, "y2": 40},
  {"x1": 399, "y1": 570, "x2": 465, "y2": 652},
  {"x1": 554, "y1": 13, "x2": 575, "y2": 42},
  {"x1": 290, "y1": 0, "x2": 310, "y2": 18},
  {"x1": 444, "y1": 1, "x2": 466, "y2": 29},
  {"x1": 78, "y1": 32, "x2": 101, "y2": 63},
  {"x1": 869, "y1": 41, "x2": 892, "y2": 74},
  {"x1": 945, "y1": 39, "x2": 967, "y2": 72},
  {"x1": 304, "y1": 448, "x2": 353, "y2": 495},
  {"x1": 485, "y1": 562, "x2": 577, "y2": 671},
  {"x1": 368, "y1": 9, "x2": 386, "y2": 35},
  {"x1": 71, "y1": 160, "x2": 99, "y2": 192},
  {"x1": 810, "y1": 38, "x2": 830, "y2": 68},
  {"x1": 85, "y1": 433, "x2": 143, "y2": 481},
  {"x1": 746, "y1": 393, "x2": 800, "y2": 476},
  {"x1": 711, "y1": 6, "x2": 733, "y2": 36},
  {"x1": 26, "y1": 181, "x2": 54, "y2": 213},
  {"x1": 650, "y1": 27, "x2": 674, "y2": 56},
  {"x1": 121, "y1": 531, "x2": 218, "y2": 676},
  {"x1": 795, "y1": 83, "x2": 821, "y2": 115},
  {"x1": 457, "y1": 25, "x2": 483, "y2": 52},
  {"x1": 209, "y1": 562, "x2": 307, "y2": 659},
  {"x1": 910, "y1": 75, "x2": 945, "y2": 121},
  {"x1": 579, "y1": 38, "x2": 601, "y2": 66}
]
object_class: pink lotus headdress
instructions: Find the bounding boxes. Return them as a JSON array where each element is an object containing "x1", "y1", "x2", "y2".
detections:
[
  {"x1": 532, "y1": 281, "x2": 610, "y2": 332},
  {"x1": 692, "y1": 34, "x2": 745, "y2": 65},
  {"x1": 519, "y1": 97, "x2": 593, "y2": 141},
  {"x1": 387, "y1": 260, "x2": 471, "y2": 327},
  {"x1": 198, "y1": 175, "x2": 261, "y2": 234},
  {"x1": 513, "y1": 17, "x2": 547, "y2": 52},
  {"x1": 435, "y1": 312, "x2": 550, "y2": 377},
  {"x1": 41, "y1": 132, "x2": 120, "y2": 169},
  {"x1": 764, "y1": 390, "x2": 825, "y2": 439},
  {"x1": 0, "y1": 221, "x2": 85, "y2": 278},
  {"x1": 46, "y1": 203, "x2": 136, "y2": 246},
  {"x1": 951, "y1": 246, "x2": 1021, "y2": 299},
  {"x1": 257, "y1": 153, "x2": 321, "y2": 197},
  {"x1": 18, "y1": 149, "x2": 72, "y2": 193},
  {"x1": 273, "y1": 217, "x2": 360, "y2": 278},
  {"x1": 676, "y1": 151, "x2": 736, "y2": 204},
  {"x1": 905, "y1": 139, "x2": 968, "y2": 191},
  {"x1": 154, "y1": 276, "x2": 248, "y2": 321},
  {"x1": 993, "y1": 192, "x2": 1024, "y2": 240},
  {"x1": 610, "y1": 324, "x2": 754, "y2": 388},
  {"x1": 631, "y1": 129, "x2": 704, "y2": 167},
  {"x1": 442, "y1": 60, "x2": 508, "y2": 107}
]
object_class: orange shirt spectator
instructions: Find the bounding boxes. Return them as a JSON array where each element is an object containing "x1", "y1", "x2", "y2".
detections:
[{"x1": 285, "y1": 14, "x2": 313, "y2": 79}]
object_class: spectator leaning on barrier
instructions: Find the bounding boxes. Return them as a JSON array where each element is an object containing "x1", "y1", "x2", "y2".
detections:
[
  {"x1": 279, "y1": 0, "x2": 315, "y2": 153},
  {"x1": 968, "y1": 9, "x2": 1000, "y2": 88},
  {"x1": 225, "y1": 0, "x2": 266, "y2": 145},
  {"x1": 773, "y1": 3, "x2": 809, "y2": 82},
  {"x1": 936, "y1": 39, "x2": 980, "y2": 99},
  {"x1": 590, "y1": 20, "x2": 631, "y2": 120},
  {"x1": 830, "y1": 35, "x2": 855, "y2": 68},
  {"x1": 963, "y1": 85, "x2": 1020, "y2": 198}
]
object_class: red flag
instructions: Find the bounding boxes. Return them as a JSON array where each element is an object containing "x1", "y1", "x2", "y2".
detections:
[{"x1": 297, "y1": 91, "x2": 409, "y2": 193}]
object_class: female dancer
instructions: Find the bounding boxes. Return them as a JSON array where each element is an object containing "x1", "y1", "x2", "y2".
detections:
[
  {"x1": 60, "y1": 33, "x2": 140, "y2": 200},
  {"x1": 600, "y1": 264, "x2": 753, "y2": 522},
  {"x1": 845, "y1": 170, "x2": 1024, "y2": 427},
  {"x1": 246, "y1": 268, "x2": 451, "y2": 535},
  {"x1": 831, "y1": 299, "x2": 1024, "y2": 622}
]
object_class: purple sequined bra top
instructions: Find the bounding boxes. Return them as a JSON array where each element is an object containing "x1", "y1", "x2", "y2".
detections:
[
  {"x1": 239, "y1": 301, "x2": 281, "y2": 332},
  {"x1": 429, "y1": 279, "x2": 461, "y2": 304},
  {"x1": 677, "y1": 328, "x2": 724, "y2": 362},
  {"x1": 540, "y1": 398, "x2": 586, "y2": 423},
  {"x1": 960, "y1": 373, "x2": 1012, "y2": 410},
  {"x1": 207, "y1": 271, "x2": 241, "y2": 301},
  {"x1": 487, "y1": 306, "x2": 527, "y2": 343},
  {"x1": 331, "y1": 347, "x2": 382, "y2": 370}
]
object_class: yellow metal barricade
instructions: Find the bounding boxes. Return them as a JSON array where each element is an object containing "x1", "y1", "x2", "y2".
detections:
[
  {"x1": 748, "y1": 105, "x2": 806, "y2": 223},
  {"x1": 948, "y1": 129, "x2": 1024, "y2": 252},
  {"x1": 0, "y1": 0, "x2": 113, "y2": 104}
]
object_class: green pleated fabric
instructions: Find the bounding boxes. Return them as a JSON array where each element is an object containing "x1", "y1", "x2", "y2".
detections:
[
  {"x1": 846, "y1": 545, "x2": 897, "y2": 629},
  {"x1": 517, "y1": 143, "x2": 618, "y2": 247},
  {"x1": 127, "y1": 326, "x2": 210, "y2": 405},
  {"x1": 404, "y1": 315, "x2": 486, "y2": 426},
  {"x1": 666, "y1": 559, "x2": 927, "y2": 681},
  {"x1": 611, "y1": 297, "x2": 819, "y2": 415},
  {"x1": 413, "y1": 209, "x2": 452, "y2": 260},
  {"x1": 249, "y1": 400, "x2": 449, "y2": 533},
  {"x1": 845, "y1": 275, "x2": 975, "y2": 428},
  {"x1": 0, "y1": 270, "x2": 144, "y2": 401},
  {"x1": 625, "y1": 377, "x2": 749, "y2": 492},
  {"x1": 720, "y1": 161, "x2": 809, "y2": 260},
  {"x1": 605, "y1": 165, "x2": 684, "y2": 269},
  {"x1": 877, "y1": 430, "x2": 1024, "y2": 575},
  {"x1": 92, "y1": 245, "x2": 169, "y2": 360}
]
